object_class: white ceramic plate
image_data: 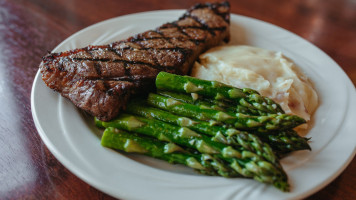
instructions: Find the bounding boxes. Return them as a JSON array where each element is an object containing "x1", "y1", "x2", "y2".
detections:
[{"x1": 31, "y1": 10, "x2": 356, "y2": 200}]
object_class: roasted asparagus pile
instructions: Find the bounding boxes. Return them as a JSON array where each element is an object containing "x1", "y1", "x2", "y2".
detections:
[{"x1": 98, "y1": 72, "x2": 311, "y2": 192}]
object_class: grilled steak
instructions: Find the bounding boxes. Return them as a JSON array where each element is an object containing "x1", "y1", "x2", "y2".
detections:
[{"x1": 40, "y1": 2, "x2": 230, "y2": 121}]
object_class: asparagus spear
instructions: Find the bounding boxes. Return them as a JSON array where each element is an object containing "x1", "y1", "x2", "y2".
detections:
[
  {"x1": 155, "y1": 72, "x2": 284, "y2": 114},
  {"x1": 147, "y1": 93, "x2": 306, "y2": 131},
  {"x1": 255, "y1": 130, "x2": 311, "y2": 156},
  {"x1": 125, "y1": 100, "x2": 279, "y2": 166},
  {"x1": 100, "y1": 114, "x2": 289, "y2": 191},
  {"x1": 102, "y1": 127, "x2": 237, "y2": 177},
  {"x1": 158, "y1": 90, "x2": 226, "y2": 111},
  {"x1": 158, "y1": 90, "x2": 265, "y2": 115}
]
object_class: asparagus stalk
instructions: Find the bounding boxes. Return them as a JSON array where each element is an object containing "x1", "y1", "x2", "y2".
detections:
[
  {"x1": 158, "y1": 90, "x2": 265, "y2": 116},
  {"x1": 125, "y1": 100, "x2": 279, "y2": 166},
  {"x1": 158, "y1": 90, "x2": 226, "y2": 111},
  {"x1": 147, "y1": 93, "x2": 306, "y2": 132},
  {"x1": 155, "y1": 72, "x2": 284, "y2": 114},
  {"x1": 100, "y1": 114, "x2": 289, "y2": 191},
  {"x1": 102, "y1": 127, "x2": 236, "y2": 177},
  {"x1": 255, "y1": 130, "x2": 311, "y2": 156}
]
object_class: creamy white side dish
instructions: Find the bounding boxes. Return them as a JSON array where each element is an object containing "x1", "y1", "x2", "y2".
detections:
[{"x1": 191, "y1": 45, "x2": 318, "y2": 125}]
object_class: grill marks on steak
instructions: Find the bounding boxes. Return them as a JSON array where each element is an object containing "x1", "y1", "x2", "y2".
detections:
[{"x1": 40, "y1": 2, "x2": 230, "y2": 121}]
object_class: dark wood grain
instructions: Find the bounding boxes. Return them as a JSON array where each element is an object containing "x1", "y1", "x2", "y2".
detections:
[{"x1": 0, "y1": 0, "x2": 354, "y2": 199}]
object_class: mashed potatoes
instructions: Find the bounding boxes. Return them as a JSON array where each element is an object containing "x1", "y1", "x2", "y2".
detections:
[{"x1": 191, "y1": 45, "x2": 318, "y2": 124}]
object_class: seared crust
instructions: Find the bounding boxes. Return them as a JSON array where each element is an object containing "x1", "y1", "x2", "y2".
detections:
[{"x1": 40, "y1": 2, "x2": 230, "y2": 121}]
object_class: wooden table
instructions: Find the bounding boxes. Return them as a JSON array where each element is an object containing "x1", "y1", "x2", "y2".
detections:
[{"x1": 1, "y1": 0, "x2": 355, "y2": 199}]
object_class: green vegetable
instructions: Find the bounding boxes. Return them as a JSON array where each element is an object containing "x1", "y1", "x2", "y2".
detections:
[
  {"x1": 99, "y1": 114, "x2": 289, "y2": 191},
  {"x1": 158, "y1": 90, "x2": 226, "y2": 111},
  {"x1": 96, "y1": 73, "x2": 315, "y2": 192},
  {"x1": 158, "y1": 90, "x2": 266, "y2": 115},
  {"x1": 154, "y1": 91, "x2": 311, "y2": 155},
  {"x1": 125, "y1": 100, "x2": 279, "y2": 166},
  {"x1": 255, "y1": 130, "x2": 311, "y2": 156},
  {"x1": 155, "y1": 72, "x2": 284, "y2": 114},
  {"x1": 147, "y1": 93, "x2": 306, "y2": 131},
  {"x1": 101, "y1": 127, "x2": 236, "y2": 176}
]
